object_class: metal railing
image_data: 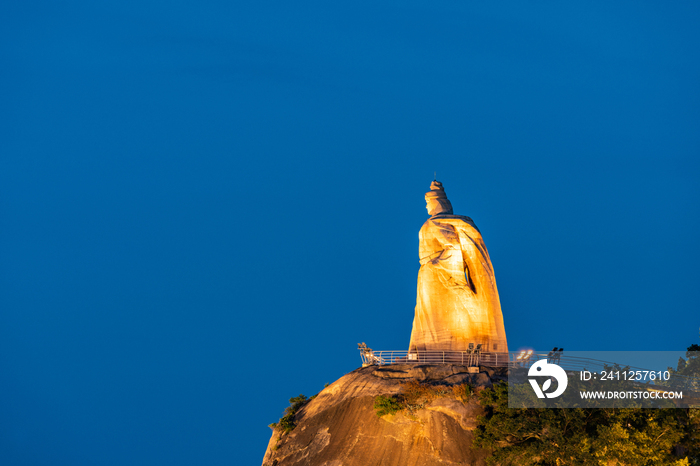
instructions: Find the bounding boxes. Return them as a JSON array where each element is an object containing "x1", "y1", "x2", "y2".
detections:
[
  {"x1": 357, "y1": 349, "x2": 700, "y2": 392},
  {"x1": 358, "y1": 349, "x2": 508, "y2": 367}
]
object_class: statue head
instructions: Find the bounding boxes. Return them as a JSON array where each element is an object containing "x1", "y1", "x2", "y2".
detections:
[{"x1": 425, "y1": 180, "x2": 453, "y2": 216}]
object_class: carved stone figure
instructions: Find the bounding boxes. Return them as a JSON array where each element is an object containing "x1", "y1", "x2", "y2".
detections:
[{"x1": 408, "y1": 181, "x2": 508, "y2": 353}]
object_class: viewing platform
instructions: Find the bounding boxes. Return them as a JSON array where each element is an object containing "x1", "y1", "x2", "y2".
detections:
[{"x1": 357, "y1": 344, "x2": 700, "y2": 395}]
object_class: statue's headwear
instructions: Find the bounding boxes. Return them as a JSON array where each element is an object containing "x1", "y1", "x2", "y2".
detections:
[
  {"x1": 425, "y1": 180, "x2": 453, "y2": 215},
  {"x1": 425, "y1": 180, "x2": 448, "y2": 200}
]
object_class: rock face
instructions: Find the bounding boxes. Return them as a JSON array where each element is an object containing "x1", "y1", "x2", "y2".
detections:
[{"x1": 262, "y1": 364, "x2": 507, "y2": 466}]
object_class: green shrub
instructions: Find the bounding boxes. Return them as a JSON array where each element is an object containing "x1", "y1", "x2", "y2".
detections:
[
  {"x1": 374, "y1": 395, "x2": 402, "y2": 417},
  {"x1": 271, "y1": 394, "x2": 309, "y2": 433},
  {"x1": 288, "y1": 394, "x2": 308, "y2": 407},
  {"x1": 277, "y1": 412, "x2": 297, "y2": 432}
]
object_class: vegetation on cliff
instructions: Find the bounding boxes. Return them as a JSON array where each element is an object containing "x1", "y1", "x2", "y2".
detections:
[
  {"x1": 666, "y1": 344, "x2": 700, "y2": 391},
  {"x1": 474, "y1": 383, "x2": 697, "y2": 465},
  {"x1": 474, "y1": 344, "x2": 700, "y2": 466},
  {"x1": 374, "y1": 380, "x2": 474, "y2": 417},
  {"x1": 269, "y1": 394, "x2": 312, "y2": 433}
]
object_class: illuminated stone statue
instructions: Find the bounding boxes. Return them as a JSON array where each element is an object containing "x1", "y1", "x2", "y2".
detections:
[{"x1": 408, "y1": 181, "x2": 508, "y2": 353}]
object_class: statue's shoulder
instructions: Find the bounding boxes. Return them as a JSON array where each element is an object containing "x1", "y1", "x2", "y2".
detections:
[{"x1": 429, "y1": 214, "x2": 482, "y2": 234}]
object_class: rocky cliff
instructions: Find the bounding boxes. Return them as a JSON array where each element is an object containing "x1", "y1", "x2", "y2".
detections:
[{"x1": 262, "y1": 364, "x2": 506, "y2": 466}]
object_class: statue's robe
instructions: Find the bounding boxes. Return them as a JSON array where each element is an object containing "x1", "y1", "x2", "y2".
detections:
[{"x1": 409, "y1": 214, "x2": 508, "y2": 353}]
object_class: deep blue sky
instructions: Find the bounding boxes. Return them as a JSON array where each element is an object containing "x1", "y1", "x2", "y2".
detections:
[{"x1": 2, "y1": 1, "x2": 699, "y2": 465}]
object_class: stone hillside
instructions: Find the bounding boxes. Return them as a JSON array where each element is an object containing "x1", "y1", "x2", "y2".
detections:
[{"x1": 262, "y1": 364, "x2": 507, "y2": 466}]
